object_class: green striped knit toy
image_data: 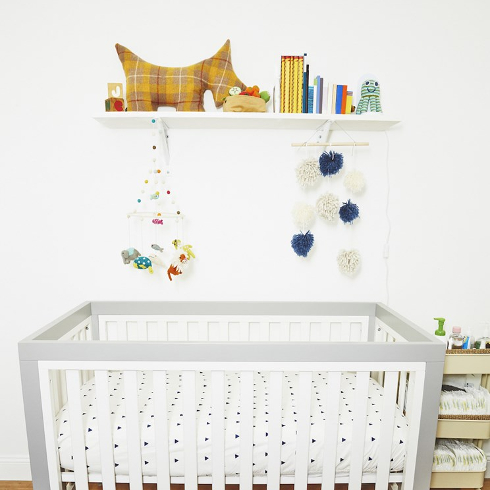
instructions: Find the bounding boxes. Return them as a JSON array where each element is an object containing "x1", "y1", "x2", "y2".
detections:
[{"x1": 356, "y1": 79, "x2": 382, "y2": 114}]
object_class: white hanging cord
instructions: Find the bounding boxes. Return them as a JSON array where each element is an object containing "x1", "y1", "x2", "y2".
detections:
[{"x1": 383, "y1": 130, "x2": 391, "y2": 306}]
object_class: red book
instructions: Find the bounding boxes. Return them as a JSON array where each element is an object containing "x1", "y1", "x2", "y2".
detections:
[{"x1": 341, "y1": 85, "x2": 348, "y2": 114}]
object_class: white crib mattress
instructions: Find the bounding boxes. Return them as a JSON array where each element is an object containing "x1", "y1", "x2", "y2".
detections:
[{"x1": 56, "y1": 371, "x2": 408, "y2": 477}]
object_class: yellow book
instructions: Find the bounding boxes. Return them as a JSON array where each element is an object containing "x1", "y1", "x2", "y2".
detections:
[
  {"x1": 331, "y1": 84, "x2": 337, "y2": 115},
  {"x1": 280, "y1": 56, "x2": 286, "y2": 113},
  {"x1": 297, "y1": 56, "x2": 304, "y2": 113},
  {"x1": 292, "y1": 57, "x2": 299, "y2": 113},
  {"x1": 284, "y1": 56, "x2": 291, "y2": 113},
  {"x1": 346, "y1": 94, "x2": 353, "y2": 114}
]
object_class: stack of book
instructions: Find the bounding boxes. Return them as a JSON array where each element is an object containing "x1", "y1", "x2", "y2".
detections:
[
  {"x1": 331, "y1": 85, "x2": 354, "y2": 114},
  {"x1": 279, "y1": 54, "x2": 354, "y2": 115}
]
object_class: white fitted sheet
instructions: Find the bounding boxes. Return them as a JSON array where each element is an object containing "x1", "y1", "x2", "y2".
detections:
[{"x1": 56, "y1": 371, "x2": 408, "y2": 476}]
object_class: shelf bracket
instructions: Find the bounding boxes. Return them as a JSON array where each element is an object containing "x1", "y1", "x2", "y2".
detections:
[
  {"x1": 155, "y1": 118, "x2": 170, "y2": 166},
  {"x1": 315, "y1": 120, "x2": 333, "y2": 145}
]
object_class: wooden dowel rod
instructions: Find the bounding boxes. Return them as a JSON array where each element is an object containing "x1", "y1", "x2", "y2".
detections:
[{"x1": 291, "y1": 142, "x2": 369, "y2": 147}]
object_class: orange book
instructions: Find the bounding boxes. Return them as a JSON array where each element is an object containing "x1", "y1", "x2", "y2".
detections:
[{"x1": 341, "y1": 85, "x2": 347, "y2": 114}]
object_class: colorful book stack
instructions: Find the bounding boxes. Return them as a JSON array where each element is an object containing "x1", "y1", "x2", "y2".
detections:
[
  {"x1": 331, "y1": 85, "x2": 353, "y2": 114},
  {"x1": 280, "y1": 55, "x2": 325, "y2": 114}
]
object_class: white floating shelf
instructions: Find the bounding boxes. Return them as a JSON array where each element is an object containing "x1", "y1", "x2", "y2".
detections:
[{"x1": 93, "y1": 111, "x2": 400, "y2": 131}]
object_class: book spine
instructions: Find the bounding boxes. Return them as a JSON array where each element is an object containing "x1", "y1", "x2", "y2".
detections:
[
  {"x1": 303, "y1": 64, "x2": 309, "y2": 113},
  {"x1": 335, "y1": 85, "x2": 343, "y2": 114},
  {"x1": 297, "y1": 56, "x2": 304, "y2": 114},
  {"x1": 346, "y1": 91, "x2": 353, "y2": 114},
  {"x1": 341, "y1": 85, "x2": 347, "y2": 114},
  {"x1": 318, "y1": 77, "x2": 324, "y2": 114},
  {"x1": 315, "y1": 76, "x2": 321, "y2": 113},
  {"x1": 313, "y1": 77, "x2": 318, "y2": 114},
  {"x1": 284, "y1": 56, "x2": 291, "y2": 113},
  {"x1": 308, "y1": 85, "x2": 314, "y2": 113},
  {"x1": 280, "y1": 56, "x2": 286, "y2": 113}
]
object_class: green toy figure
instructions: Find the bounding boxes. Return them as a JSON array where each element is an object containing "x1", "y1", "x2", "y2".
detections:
[{"x1": 356, "y1": 79, "x2": 382, "y2": 114}]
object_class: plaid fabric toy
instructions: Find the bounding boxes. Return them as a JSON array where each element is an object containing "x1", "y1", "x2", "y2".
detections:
[{"x1": 116, "y1": 40, "x2": 246, "y2": 112}]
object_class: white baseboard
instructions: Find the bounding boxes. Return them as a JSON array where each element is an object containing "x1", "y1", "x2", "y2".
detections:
[{"x1": 0, "y1": 456, "x2": 31, "y2": 481}]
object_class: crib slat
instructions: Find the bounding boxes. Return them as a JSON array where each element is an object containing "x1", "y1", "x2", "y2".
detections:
[
  {"x1": 341, "y1": 322, "x2": 351, "y2": 341},
  {"x1": 211, "y1": 371, "x2": 225, "y2": 490},
  {"x1": 153, "y1": 371, "x2": 171, "y2": 490},
  {"x1": 239, "y1": 371, "x2": 254, "y2": 490},
  {"x1": 321, "y1": 371, "x2": 342, "y2": 490},
  {"x1": 294, "y1": 371, "x2": 312, "y2": 490},
  {"x1": 300, "y1": 322, "x2": 310, "y2": 341},
  {"x1": 66, "y1": 370, "x2": 89, "y2": 490},
  {"x1": 321, "y1": 321, "x2": 331, "y2": 341},
  {"x1": 401, "y1": 370, "x2": 425, "y2": 490},
  {"x1": 39, "y1": 369, "x2": 62, "y2": 490},
  {"x1": 348, "y1": 371, "x2": 370, "y2": 490},
  {"x1": 375, "y1": 371, "x2": 398, "y2": 490},
  {"x1": 183, "y1": 371, "x2": 198, "y2": 490},
  {"x1": 123, "y1": 371, "x2": 143, "y2": 490},
  {"x1": 398, "y1": 371, "x2": 407, "y2": 411},
  {"x1": 219, "y1": 321, "x2": 229, "y2": 341},
  {"x1": 117, "y1": 320, "x2": 127, "y2": 340},
  {"x1": 138, "y1": 320, "x2": 148, "y2": 340},
  {"x1": 267, "y1": 371, "x2": 283, "y2": 490},
  {"x1": 94, "y1": 371, "x2": 116, "y2": 490},
  {"x1": 239, "y1": 321, "x2": 250, "y2": 341}
]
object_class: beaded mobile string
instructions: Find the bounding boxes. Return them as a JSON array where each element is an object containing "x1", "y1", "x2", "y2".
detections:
[{"x1": 121, "y1": 118, "x2": 195, "y2": 281}]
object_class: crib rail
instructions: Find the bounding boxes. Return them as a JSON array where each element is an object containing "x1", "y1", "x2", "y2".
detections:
[
  {"x1": 97, "y1": 315, "x2": 370, "y2": 342},
  {"x1": 38, "y1": 360, "x2": 427, "y2": 490}
]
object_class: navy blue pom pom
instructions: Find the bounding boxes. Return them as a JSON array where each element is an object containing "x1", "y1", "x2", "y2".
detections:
[
  {"x1": 291, "y1": 231, "x2": 314, "y2": 257},
  {"x1": 339, "y1": 199, "x2": 359, "y2": 224},
  {"x1": 319, "y1": 151, "x2": 343, "y2": 177}
]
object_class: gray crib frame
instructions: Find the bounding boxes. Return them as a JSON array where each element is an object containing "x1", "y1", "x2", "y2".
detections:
[{"x1": 19, "y1": 301, "x2": 445, "y2": 490}]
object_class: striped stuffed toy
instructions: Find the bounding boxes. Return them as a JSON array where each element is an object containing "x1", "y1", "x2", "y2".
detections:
[
  {"x1": 116, "y1": 40, "x2": 246, "y2": 112},
  {"x1": 356, "y1": 79, "x2": 382, "y2": 114}
]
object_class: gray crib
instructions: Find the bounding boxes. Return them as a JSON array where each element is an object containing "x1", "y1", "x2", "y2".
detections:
[{"x1": 19, "y1": 301, "x2": 445, "y2": 490}]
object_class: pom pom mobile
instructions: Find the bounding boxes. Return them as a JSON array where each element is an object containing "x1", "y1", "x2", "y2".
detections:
[{"x1": 122, "y1": 118, "x2": 194, "y2": 281}]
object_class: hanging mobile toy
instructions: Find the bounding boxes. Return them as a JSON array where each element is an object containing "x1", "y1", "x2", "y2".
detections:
[
  {"x1": 296, "y1": 158, "x2": 321, "y2": 187},
  {"x1": 121, "y1": 247, "x2": 141, "y2": 264},
  {"x1": 151, "y1": 244, "x2": 164, "y2": 252},
  {"x1": 291, "y1": 231, "x2": 314, "y2": 257},
  {"x1": 133, "y1": 256, "x2": 154, "y2": 273},
  {"x1": 339, "y1": 199, "x2": 360, "y2": 224},
  {"x1": 319, "y1": 151, "x2": 343, "y2": 177},
  {"x1": 344, "y1": 169, "x2": 366, "y2": 194},
  {"x1": 316, "y1": 193, "x2": 340, "y2": 221},
  {"x1": 337, "y1": 249, "x2": 361, "y2": 275}
]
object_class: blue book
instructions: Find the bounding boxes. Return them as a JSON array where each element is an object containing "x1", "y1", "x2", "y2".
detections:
[
  {"x1": 336, "y1": 85, "x2": 344, "y2": 114},
  {"x1": 308, "y1": 86, "x2": 314, "y2": 113},
  {"x1": 315, "y1": 76, "x2": 321, "y2": 113}
]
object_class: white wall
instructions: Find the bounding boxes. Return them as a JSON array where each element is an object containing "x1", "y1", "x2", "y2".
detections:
[{"x1": 1, "y1": 0, "x2": 490, "y2": 480}]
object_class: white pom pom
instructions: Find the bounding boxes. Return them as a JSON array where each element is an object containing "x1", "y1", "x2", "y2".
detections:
[
  {"x1": 344, "y1": 169, "x2": 366, "y2": 193},
  {"x1": 337, "y1": 249, "x2": 361, "y2": 275},
  {"x1": 292, "y1": 202, "x2": 315, "y2": 231},
  {"x1": 316, "y1": 193, "x2": 339, "y2": 221},
  {"x1": 296, "y1": 158, "x2": 320, "y2": 187}
]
